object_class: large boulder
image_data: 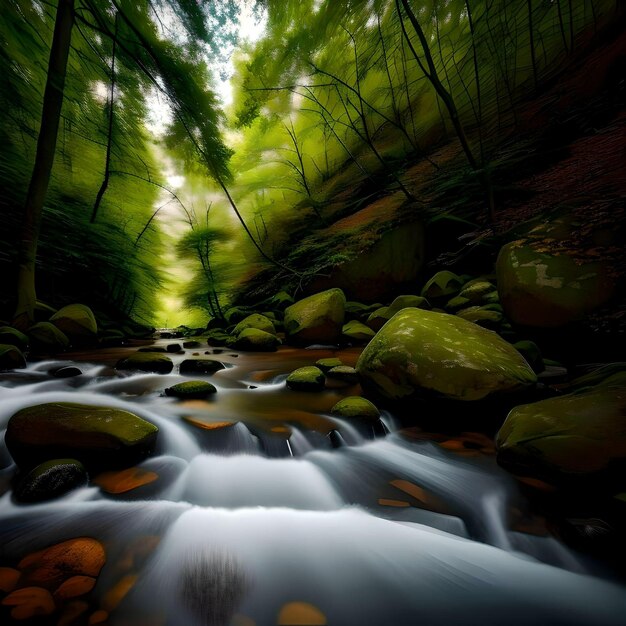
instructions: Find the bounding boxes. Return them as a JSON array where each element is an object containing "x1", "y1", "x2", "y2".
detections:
[
  {"x1": 496, "y1": 242, "x2": 616, "y2": 328},
  {"x1": 0, "y1": 344, "x2": 26, "y2": 370},
  {"x1": 356, "y1": 308, "x2": 536, "y2": 401},
  {"x1": 309, "y1": 220, "x2": 425, "y2": 302},
  {"x1": 233, "y1": 314, "x2": 276, "y2": 336},
  {"x1": 496, "y1": 373, "x2": 626, "y2": 483},
  {"x1": 5, "y1": 403, "x2": 159, "y2": 470},
  {"x1": 116, "y1": 352, "x2": 173, "y2": 374},
  {"x1": 284, "y1": 288, "x2": 346, "y2": 345},
  {"x1": 50, "y1": 304, "x2": 98, "y2": 345}
]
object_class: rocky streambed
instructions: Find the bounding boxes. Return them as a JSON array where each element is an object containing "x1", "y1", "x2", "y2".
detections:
[{"x1": 0, "y1": 325, "x2": 625, "y2": 625}]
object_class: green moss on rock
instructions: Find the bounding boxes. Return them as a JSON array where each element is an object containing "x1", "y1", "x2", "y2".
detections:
[
  {"x1": 387, "y1": 295, "x2": 430, "y2": 316},
  {"x1": 421, "y1": 271, "x2": 463, "y2": 301},
  {"x1": 28, "y1": 322, "x2": 70, "y2": 352},
  {"x1": 315, "y1": 358, "x2": 343, "y2": 372},
  {"x1": 284, "y1": 288, "x2": 346, "y2": 345},
  {"x1": 233, "y1": 314, "x2": 276, "y2": 336},
  {"x1": 342, "y1": 320, "x2": 375, "y2": 343},
  {"x1": 5, "y1": 403, "x2": 159, "y2": 470},
  {"x1": 50, "y1": 304, "x2": 98, "y2": 345},
  {"x1": 331, "y1": 396, "x2": 380, "y2": 421},
  {"x1": 116, "y1": 352, "x2": 174, "y2": 374},
  {"x1": 165, "y1": 380, "x2": 217, "y2": 399},
  {"x1": 0, "y1": 326, "x2": 29, "y2": 351},
  {"x1": 357, "y1": 308, "x2": 536, "y2": 401},
  {"x1": 286, "y1": 366, "x2": 326, "y2": 391},
  {"x1": 232, "y1": 328, "x2": 281, "y2": 352},
  {"x1": 496, "y1": 373, "x2": 626, "y2": 481}
]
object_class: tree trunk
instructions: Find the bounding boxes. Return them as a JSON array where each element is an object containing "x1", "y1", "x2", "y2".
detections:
[
  {"x1": 14, "y1": 0, "x2": 74, "y2": 328},
  {"x1": 91, "y1": 11, "x2": 118, "y2": 224}
]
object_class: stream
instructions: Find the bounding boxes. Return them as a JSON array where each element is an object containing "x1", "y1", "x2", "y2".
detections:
[{"x1": 1, "y1": 339, "x2": 625, "y2": 625}]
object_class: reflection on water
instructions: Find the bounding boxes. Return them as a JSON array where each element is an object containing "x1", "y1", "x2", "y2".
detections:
[{"x1": 0, "y1": 343, "x2": 624, "y2": 625}]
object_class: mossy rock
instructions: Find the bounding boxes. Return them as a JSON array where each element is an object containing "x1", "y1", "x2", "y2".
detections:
[
  {"x1": 327, "y1": 365, "x2": 358, "y2": 384},
  {"x1": 496, "y1": 242, "x2": 616, "y2": 328},
  {"x1": 482, "y1": 291, "x2": 500, "y2": 305},
  {"x1": 387, "y1": 295, "x2": 430, "y2": 316},
  {"x1": 14, "y1": 458, "x2": 88, "y2": 503},
  {"x1": 496, "y1": 373, "x2": 626, "y2": 482},
  {"x1": 266, "y1": 291, "x2": 294, "y2": 311},
  {"x1": 0, "y1": 326, "x2": 29, "y2": 351},
  {"x1": 366, "y1": 307, "x2": 391, "y2": 331},
  {"x1": 445, "y1": 296, "x2": 470, "y2": 312},
  {"x1": 50, "y1": 304, "x2": 98, "y2": 345},
  {"x1": 223, "y1": 307, "x2": 250, "y2": 325},
  {"x1": 164, "y1": 380, "x2": 217, "y2": 399},
  {"x1": 138, "y1": 346, "x2": 167, "y2": 353},
  {"x1": 563, "y1": 363, "x2": 626, "y2": 391},
  {"x1": 286, "y1": 366, "x2": 326, "y2": 391},
  {"x1": 28, "y1": 322, "x2": 70, "y2": 352},
  {"x1": 455, "y1": 306, "x2": 503, "y2": 330},
  {"x1": 116, "y1": 352, "x2": 173, "y2": 374},
  {"x1": 420, "y1": 271, "x2": 464, "y2": 301},
  {"x1": 331, "y1": 396, "x2": 380, "y2": 421},
  {"x1": 513, "y1": 340, "x2": 545, "y2": 374},
  {"x1": 233, "y1": 313, "x2": 276, "y2": 336},
  {"x1": 5, "y1": 403, "x2": 159, "y2": 470},
  {"x1": 342, "y1": 320, "x2": 375, "y2": 343},
  {"x1": 206, "y1": 330, "x2": 233, "y2": 347},
  {"x1": 357, "y1": 308, "x2": 537, "y2": 401},
  {"x1": 33, "y1": 301, "x2": 57, "y2": 322},
  {"x1": 458, "y1": 281, "x2": 496, "y2": 305},
  {"x1": 315, "y1": 358, "x2": 343, "y2": 372},
  {"x1": 0, "y1": 344, "x2": 26, "y2": 370},
  {"x1": 284, "y1": 288, "x2": 346, "y2": 345},
  {"x1": 183, "y1": 340, "x2": 202, "y2": 349},
  {"x1": 232, "y1": 328, "x2": 281, "y2": 352},
  {"x1": 179, "y1": 358, "x2": 225, "y2": 375}
]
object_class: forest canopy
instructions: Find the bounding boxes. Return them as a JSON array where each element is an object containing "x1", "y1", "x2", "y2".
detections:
[{"x1": 0, "y1": 0, "x2": 615, "y2": 326}]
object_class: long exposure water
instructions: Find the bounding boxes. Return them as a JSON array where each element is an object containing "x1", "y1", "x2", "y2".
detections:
[{"x1": 1, "y1": 339, "x2": 624, "y2": 625}]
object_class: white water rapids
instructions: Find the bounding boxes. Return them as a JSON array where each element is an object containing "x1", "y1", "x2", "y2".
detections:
[{"x1": 0, "y1": 351, "x2": 624, "y2": 625}]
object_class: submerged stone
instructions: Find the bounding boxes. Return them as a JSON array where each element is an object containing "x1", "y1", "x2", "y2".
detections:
[
  {"x1": 14, "y1": 459, "x2": 88, "y2": 503},
  {"x1": 5, "y1": 402, "x2": 159, "y2": 470},
  {"x1": 356, "y1": 308, "x2": 536, "y2": 401},
  {"x1": 179, "y1": 359, "x2": 225, "y2": 375}
]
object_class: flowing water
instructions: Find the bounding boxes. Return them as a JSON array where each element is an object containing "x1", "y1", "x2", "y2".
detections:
[{"x1": 0, "y1": 340, "x2": 624, "y2": 625}]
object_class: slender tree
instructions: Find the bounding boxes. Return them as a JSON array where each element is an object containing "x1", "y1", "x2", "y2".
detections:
[{"x1": 14, "y1": 0, "x2": 74, "y2": 328}]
